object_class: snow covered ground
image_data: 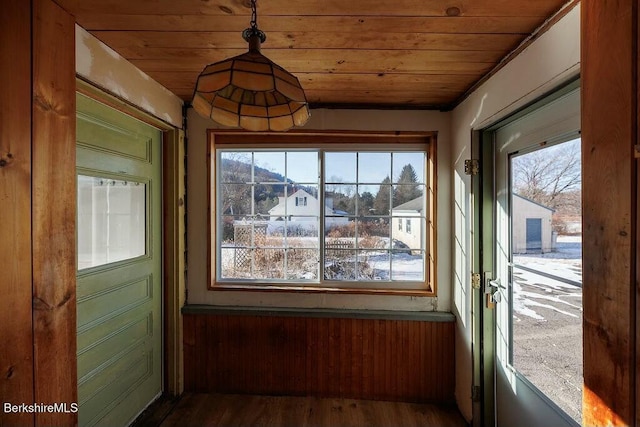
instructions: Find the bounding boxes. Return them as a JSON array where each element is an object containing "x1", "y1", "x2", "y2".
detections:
[
  {"x1": 511, "y1": 235, "x2": 582, "y2": 422},
  {"x1": 220, "y1": 236, "x2": 425, "y2": 281},
  {"x1": 514, "y1": 235, "x2": 582, "y2": 289}
]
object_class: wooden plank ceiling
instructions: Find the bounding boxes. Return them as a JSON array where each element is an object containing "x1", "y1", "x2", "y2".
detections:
[{"x1": 55, "y1": 0, "x2": 571, "y2": 109}]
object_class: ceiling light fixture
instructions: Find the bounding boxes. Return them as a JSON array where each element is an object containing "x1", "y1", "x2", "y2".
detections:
[{"x1": 191, "y1": 0, "x2": 310, "y2": 131}]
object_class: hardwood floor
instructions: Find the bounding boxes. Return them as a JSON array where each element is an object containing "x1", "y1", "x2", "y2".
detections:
[{"x1": 154, "y1": 393, "x2": 467, "y2": 427}]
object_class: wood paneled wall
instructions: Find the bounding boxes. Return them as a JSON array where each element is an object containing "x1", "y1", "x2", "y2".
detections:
[
  {"x1": 183, "y1": 313, "x2": 455, "y2": 403},
  {"x1": 582, "y1": 0, "x2": 638, "y2": 425},
  {"x1": 1, "y1": 2, "x2": 34, "y2": 425},
  {"x1": 1, "y1": 1, "x2": 76, "y2": 426},
  {"x1": 32, "y1": 1, "x2": 77, "y2": 425}
]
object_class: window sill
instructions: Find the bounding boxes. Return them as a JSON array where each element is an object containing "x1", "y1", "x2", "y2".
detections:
[
  {"x1": 181, "y1": 304, "x2": 453, "y2": 322},
  {"x1": 208, "y1": 282, "x2": 435, "y2": 297}
]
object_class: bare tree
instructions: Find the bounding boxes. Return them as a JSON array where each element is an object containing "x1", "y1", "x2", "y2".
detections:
[
  {"x1": 512, "y1": 139, "x2": 581, "y2": 212},
  {"x1": 220, "y1": 152, "x2": 252, "y2": 216}
]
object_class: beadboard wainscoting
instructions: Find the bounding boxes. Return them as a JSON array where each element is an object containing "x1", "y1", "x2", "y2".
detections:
[{"x1": 183, "y1": 307, "x2": 455, "y2": 403}]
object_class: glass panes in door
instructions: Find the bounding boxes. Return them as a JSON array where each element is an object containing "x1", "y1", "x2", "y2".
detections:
[
  {"x1": 510, "y1": 138, "x2": 583, "y2": 422},
  {"x1": 77, "y1": 175, "x2": 146, "y2": 270}
]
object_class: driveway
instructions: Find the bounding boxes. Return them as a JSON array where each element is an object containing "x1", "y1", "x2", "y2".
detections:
[{"x1": 511, "y1": 236, "x2": 582, "y2": 423}]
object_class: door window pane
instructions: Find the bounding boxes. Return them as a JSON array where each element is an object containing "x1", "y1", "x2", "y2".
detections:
[
  {"x1": 77, "y1": 175, "x2": 146, "y2": 270},
  {"x1": 510, "y1": 138, "x2": 582, "y2": 422}
]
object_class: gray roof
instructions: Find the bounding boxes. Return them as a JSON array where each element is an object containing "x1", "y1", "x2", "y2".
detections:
[{"x1": 392, "y1": 196, "x2": 423, "y2": 212}]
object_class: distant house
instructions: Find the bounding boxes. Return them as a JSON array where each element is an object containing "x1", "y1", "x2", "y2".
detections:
[
  {"x1": 391, "y1": 196, "x2": 424, "y2": 251},
  {"x1": 512, "y1": 194, "x2": 555, "y2": 254},
  {"x1": 268, "y1": 189, "x2": 349, "y2": 228}
]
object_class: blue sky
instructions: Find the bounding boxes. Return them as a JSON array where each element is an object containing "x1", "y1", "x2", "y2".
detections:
[{"x1": 223, "y1": 150, "x2": 425, "y2": 187}]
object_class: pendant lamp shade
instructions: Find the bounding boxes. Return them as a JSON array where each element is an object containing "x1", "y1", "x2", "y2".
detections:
[{"x1": 192, "y1": 28, "x2": 310, "y2": 131}]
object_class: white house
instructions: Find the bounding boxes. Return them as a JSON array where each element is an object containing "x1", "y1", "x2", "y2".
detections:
[
  {"x1": 512, "y1": 194, "x2": 555, "y2": 254},
  {"x1": 268, "y1": 189, "x2": 349, "y2": 228},
  {"x1": 391, "y1": 196, "x2": 424, "y2": 251}
]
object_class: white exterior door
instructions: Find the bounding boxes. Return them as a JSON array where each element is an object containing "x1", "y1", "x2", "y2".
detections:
[{"x1": 488, "y1": 86, "x2": 582, "y2": 426}]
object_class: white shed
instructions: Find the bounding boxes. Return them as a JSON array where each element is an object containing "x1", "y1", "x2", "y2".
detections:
[{"x1": 512, "y1": 194, "x2": 555, "y2": 254}]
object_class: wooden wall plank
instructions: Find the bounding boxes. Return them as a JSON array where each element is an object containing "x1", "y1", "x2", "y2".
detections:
[
  {"x1": 411, "y1": 322, "x2": 422, "y2": 399},
  {"x1": 582, "y1": 0, "x2": 637, "y2": 425},
  {"x1": 370, "y1": 319, "x2": 381, "y2": 399},
  {"x1": 174, "y1": 89, "x2": 458, "y2": 106},
  {"x1": 135, "y1": 58, "x2": 491, "y2": 75},
  {"x1": 424, "y1": 322, "x2": 435, "y2": 400},
  {"x1": 77, "y1": 15, "x2": 545, "y2": 34},
  {"x1": 384, "y1": 321, "x2": 393, "y2": 400},
  {"x1": 182, "y1": 315, "x2": 196, "y2": 393},
  {"x1": 182, "y1": 313, "x2": 455, "y2": 403},
  {"x1": 363, "y1": 319, "x2": 373, "y2": 398},
  {"x1": 0, "y1": 1, "x2": 34, "y2": 425},
  {"x1": 54, "y1": 0, "x2": 565, "y2": 18},
  {"x1": 31, "y1": 3, "x2": 76, "y2": 424},
  {"x1": 162, "y1": 128, "x2": 186, "y2": 396},
  {"x1": 93, "y1": 31, "x2": 523, "y2": 52},
  {"x1": 118, "y1": 46, "x2": 504, "y2": 64},
  {"x1": 637, "y1": 0, "x2": 640, "y2": 423},
  {"x1": 170, "y1": 85, "x2": 478, "y2": 106},
  {"x1": 294, "y1": 318, "x2": 306, "y2": 394},
  {"x1": 203, "y1": 313, "x2": 214, "y2": 393},
  {"x1": 352, "y1": 319, "x2": 363, "y2": 398},
  {"x1": 314, "y1": 318, "x2": 326, "y2": 396},
  {"x1": 146, "y1": 71, "x2": 478, "y2": 93},
  {"x1": 197, "y1": 314, "x2": 208, "y2": 392}
]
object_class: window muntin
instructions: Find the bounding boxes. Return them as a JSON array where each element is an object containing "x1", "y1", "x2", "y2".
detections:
[
  {"x1": 323, "y1": 151, "x2": 425, "y2": 283},
  {"x1": 211, "y1": 135, "x2": 434, "y2": 293},
  {"x1": 218, "y1": 151, "x2": 320, "y2": 281}
]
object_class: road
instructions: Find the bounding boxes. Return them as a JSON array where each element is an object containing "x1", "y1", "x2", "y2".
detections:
[{"x1": 511, "y1": 237, "x2": 582, "y2": 423}]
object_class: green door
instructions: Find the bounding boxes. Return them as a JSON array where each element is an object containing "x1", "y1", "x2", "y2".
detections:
[{"x1": 76, "y1": 93, "x2": 162, "y2": 427}]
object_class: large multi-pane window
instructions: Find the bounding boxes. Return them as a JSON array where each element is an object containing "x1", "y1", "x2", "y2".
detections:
[{"x1": 210, "y1": 132, "x2": 435, "y2": 293}]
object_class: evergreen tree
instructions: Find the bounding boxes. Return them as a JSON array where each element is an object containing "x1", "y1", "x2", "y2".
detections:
[
  {"x1": 394, "y1": 164, "x2": 422, "y2": 206},
  {"x1": 358, "y1": 191, "x2": 375, "y2": 216},
  {"x1": 373, "y1": 176, "x2": 392, "y2": 216}
]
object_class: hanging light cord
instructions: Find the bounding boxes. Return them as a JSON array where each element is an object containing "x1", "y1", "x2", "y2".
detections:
[
  {"x1": 243, "y1": 0, "x2": 266, "y2": 43},
  {"x1": 249, "y1": 0, "x2": 258, "y2": 31}
]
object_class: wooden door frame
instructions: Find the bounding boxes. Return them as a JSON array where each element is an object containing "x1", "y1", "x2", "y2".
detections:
[
  {"x1": 582, "y1": 1, "x2": 638, "y2": 425},
  {"x1": 76, "y1": 79, "x2": 186, "y2": 397}
]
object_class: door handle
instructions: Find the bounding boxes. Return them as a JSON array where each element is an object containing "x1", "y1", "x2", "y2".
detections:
[
  {"x1": 485, "y1": 277, "x2": 502, "y2": 293},
  {"x1": 485, "y1": 277, "x2": 504, "y2": 304}
]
